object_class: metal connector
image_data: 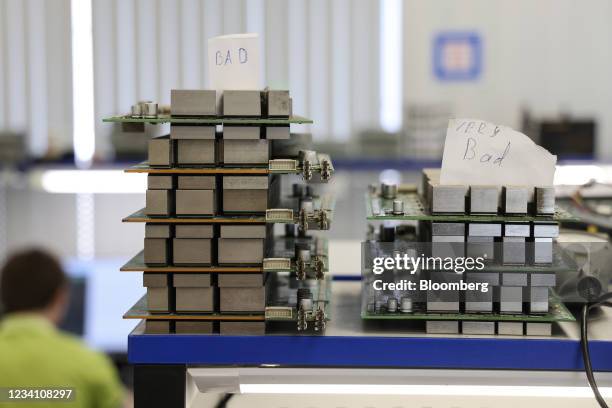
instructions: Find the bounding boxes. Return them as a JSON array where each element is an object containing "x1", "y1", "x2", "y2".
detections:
[
  {"x1": 298, "y1": 209, "x2": 331, "y2": 232},
  {"x1": 302, "y1": 160, "x2": 313, "y2": 181},
  {"x1": 314, "y1": 257, "x2": 325, "y2": 280},
  {"x1": 320, "y1": 158, "x2": 333, "y2": 182},
  {"x1": 297, "y1": 306, "x2": 307, "y2": 331},
  {"x1": 317, "y1": 210, "x2": 330, "y2": 230},
  {"x1": 266, "y1": 209, "x2": 294, "y2": 223},
  {"x1": 298, "y1": 209, "x2": 309, "y2": 232},
  {"x1": 296, "y1": 259, "x2": 307, "y2": 280},
  {"x1": 265, "y1": 306, "x2": 294, "y2": 320},
  {"x1": 269, "y1": 159, "x2": 298, "y2": 173},
  {"x1": 263, "y1": 258, "x2": 292, "y2": 271},
  {"x1": 314, "y1": 307, "x2": 326, "y2": 332},
  {"x1": 317, "y1": 153, "x2": 334, "y2": 183}
]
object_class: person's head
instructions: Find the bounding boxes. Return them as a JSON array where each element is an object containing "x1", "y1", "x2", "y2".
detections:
[{"x1": 0, "y1": 249, "x2": 69, "y2": 325}]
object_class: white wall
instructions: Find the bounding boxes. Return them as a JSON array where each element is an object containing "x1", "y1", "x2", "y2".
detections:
[
  {"x1": 92, "y1": 0, "x2": 381, "y2": 154},
  {"x1": 2, "y1": 0, "x2": 612, "y2": 158},
  {"x1": 2, "y1": 187, "x2": 143, "y2": 260},
  {"x1": 0, "y1": 0, "x2": 382, "y2": 158},
  {"x1": 0, "y1": 0, "x2": 73, "y2": 156},
  {"x1": 404, "y1": 0, "x2": 612, "y2": 159}
]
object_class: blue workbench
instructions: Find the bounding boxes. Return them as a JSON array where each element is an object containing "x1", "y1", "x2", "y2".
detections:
[{"x1": 128, "y1": 280, "x2": 612, "y2": 372}]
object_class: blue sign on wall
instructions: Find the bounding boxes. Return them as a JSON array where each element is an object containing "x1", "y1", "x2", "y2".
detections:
[{"x1": 433, "y1": 31, "x2": 482, "y2": 81}]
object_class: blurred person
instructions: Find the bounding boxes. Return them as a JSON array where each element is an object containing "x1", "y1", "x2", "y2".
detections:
[{"x1": 0, "y1": 249, "x2": 125, "y2": 408}]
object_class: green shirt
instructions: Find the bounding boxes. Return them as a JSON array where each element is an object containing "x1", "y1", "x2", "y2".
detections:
[{"x1": 0, "y1": 314, "x2": 123, "y2": 408}]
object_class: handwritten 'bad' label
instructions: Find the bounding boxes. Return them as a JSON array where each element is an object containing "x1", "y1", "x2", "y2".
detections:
[
  {"x1": 208, "y1": 33, "x2": 261, "y2": 91},
  {"x1": 215, "y1": 47, "x2": 249, "y2": 66},
  {"x1": 440, "y1": 118, "x2": 556, "y2": 187}
]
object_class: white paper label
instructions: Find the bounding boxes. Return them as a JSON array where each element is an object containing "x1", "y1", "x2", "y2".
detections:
[
  {"x1": 440, "y1": 118, "x2": 557, "y2": 187},
  {"x1": 207, "y1": 33, "x2": 261, "y2": 91}
]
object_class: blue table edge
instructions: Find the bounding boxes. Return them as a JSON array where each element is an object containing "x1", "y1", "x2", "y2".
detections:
[{"x1": 128, "y1": 330, "x2": 612, "y2": 371}]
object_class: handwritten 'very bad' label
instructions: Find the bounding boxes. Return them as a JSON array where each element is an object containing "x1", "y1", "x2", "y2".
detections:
[
  {"x1": 456, "y1": 120, "x2": 509, "y2": 166},
  {"x1": 440, "y1": 118, "x2": 556, "y2": 187}
]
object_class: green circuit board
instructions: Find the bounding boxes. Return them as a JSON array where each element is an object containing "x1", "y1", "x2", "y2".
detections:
[
  {"x1": 121, "y1": 236, "x2": 329, "y2": 276},
  {"x1": 124, "y1": 272, "x2": 331, "y2": 324},
  {"x1": 123, "y1": 208, "x2": 267, "y2": 224},
  {"x1": 361, "y1": 291, "x2": 574, "y2": 322},
  {"x1": 366, "y1": 189, "x2": 578, "y2": 222},
  {"x1": 265, "y1": 272, "x2": 332, "y2": 322},
  {"x1": 123, "y1": 181, "x2": 335, "y2": 225},
  {"x1": 125, "y1": 158, "x2": 332, "y2": 176},
  {"x1": 103, "y1": 114, "x2": 313, "y2": 125},
  {"x1": 124, "y1": 295, "x2": 265, "y2": 321},
  {"x1": 126, "y1": 161, "x2": 269, "y2": 174}
]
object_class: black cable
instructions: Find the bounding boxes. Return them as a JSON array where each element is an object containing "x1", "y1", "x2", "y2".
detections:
[
  {"x1": 214, "y1": 393, "x2": 235, "y2": 408},
  {"x1": 580, "y1": 292, "x2": 612, "y2": 408},
  {"x1": 596, "y1": 292, "x2": 612, "y2": 304}
]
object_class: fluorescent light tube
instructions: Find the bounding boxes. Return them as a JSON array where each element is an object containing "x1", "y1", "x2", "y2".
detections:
[
  {"x1": 40, "y1": 170, "x2": 146, "y2": 194},
  {"x1": 70, "y1": 0, "x2": 96, "y2": 168},
  {"x1": 379, "y1": 0, "x2": 403, "y2": 133},
  {"x1": 241, "y1": 383, "x2": 612, "y2": 398}
]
